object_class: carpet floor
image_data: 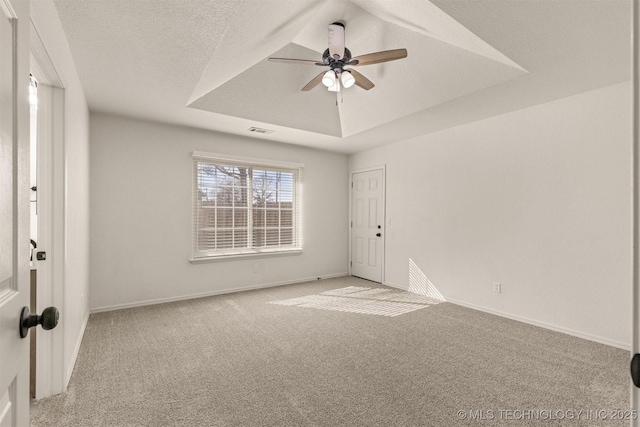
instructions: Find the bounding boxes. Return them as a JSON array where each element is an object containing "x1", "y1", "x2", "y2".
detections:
[{"x1": 30, "y1": 276, "x2": 630, "y2": 426}]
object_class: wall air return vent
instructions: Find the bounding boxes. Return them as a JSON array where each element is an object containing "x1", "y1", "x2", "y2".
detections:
[{"x1": 248, "y1": 127, "x2": 274, "y2": 134}]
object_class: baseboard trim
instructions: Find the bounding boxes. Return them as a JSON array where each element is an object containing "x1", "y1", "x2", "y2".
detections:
[
  {"x1": 65, "y1": 310, "x2": 89, "y2": 389},
  {"x1": 384, "y1": 281, "x2": 630, "y2": 351},
  {"x1": 383, "y1": 281, "x2": 407, "y2": 291},
  {"x1": 90, "y1": 272, "x2": 349, "y2": 314}
]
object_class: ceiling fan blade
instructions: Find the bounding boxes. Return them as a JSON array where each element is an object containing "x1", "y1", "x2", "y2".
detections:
[
  {"x1": 268, "y1": 57, "x2": 324, "y2": 66},
  {"x1": 328, "y1": 22, "x2": 345, "y2": 60},
  {"x1": 350, "y1": 48, "x2": 407, "y2": 66},
  {"x1": 348, "y1": 69, "x2": 375, "y2": 90},
  {"x1": 301, "y1": 71, "x2": 326, "y2": 91}
]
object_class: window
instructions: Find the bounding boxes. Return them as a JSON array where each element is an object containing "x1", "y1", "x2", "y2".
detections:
[{"x1": 192, "y1": 152, "x2": 302, "y2": 261}]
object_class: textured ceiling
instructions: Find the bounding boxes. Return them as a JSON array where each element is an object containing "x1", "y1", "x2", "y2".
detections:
[{"x1": 52, "y1": 0, "x2": 631, "y2": 153}]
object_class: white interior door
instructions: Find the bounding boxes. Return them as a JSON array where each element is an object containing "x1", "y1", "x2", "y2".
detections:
[
  {"x1": 0, "y1": 0, "x2": 30, "y2": 425},
  {"x1": 350, "y1": 168, "x2": 384, "y2": 283},
  {"x1": 632, "y1": 0, "x2": 639, "y2": 424}
]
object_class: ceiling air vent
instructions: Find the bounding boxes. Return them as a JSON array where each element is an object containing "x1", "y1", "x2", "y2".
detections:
[{"x1": 248, "y1": 126, "x2": 274, "y2": 135}]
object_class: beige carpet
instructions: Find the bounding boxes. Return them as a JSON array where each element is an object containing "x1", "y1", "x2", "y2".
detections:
[{"x1": 31, "y1": 276, "x2": 630, "y2": 426}]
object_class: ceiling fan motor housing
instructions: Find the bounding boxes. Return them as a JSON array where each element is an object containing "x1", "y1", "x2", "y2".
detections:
[{"x1": 323, "y1": 48, "x2": 352, "y2": 69}]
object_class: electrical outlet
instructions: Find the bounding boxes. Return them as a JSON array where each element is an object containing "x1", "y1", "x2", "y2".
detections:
[
  {"x1": 493, "y1": 282, "x2": 501, "y2": 293},
  {"x1": 253, "y1": 264, "x2": 259, "y2": 273}
]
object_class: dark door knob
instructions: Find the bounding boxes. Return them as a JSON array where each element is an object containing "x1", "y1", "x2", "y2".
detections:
[
  {"x1": 632, "y1": 354, "x2": 640, "y2": 388},
  {"x1": 19, "y1": 306, "x2": 59, "y2": 339},
  {"x1": 376, "y1": 233, "x2": 381, "y2": 237}
]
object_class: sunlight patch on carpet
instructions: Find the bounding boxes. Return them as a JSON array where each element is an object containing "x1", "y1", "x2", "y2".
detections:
[{"x1": 268, "y1": 286, "x2": 443, "y2": 317}]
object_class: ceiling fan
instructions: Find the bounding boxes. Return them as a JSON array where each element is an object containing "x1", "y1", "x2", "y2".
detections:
[{"x1": 268, "y1": 22, "x2": 408, "y2": 92}]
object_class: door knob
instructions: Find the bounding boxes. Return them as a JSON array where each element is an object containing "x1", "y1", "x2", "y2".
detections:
[
  {"x1": 19, "y1": 306, "x2": 59, "y2": 339},
  {"x1": 376, "y1": 233, "x2": 381, "y2": 237},
  {"x1": 632, "y1": 354, "x2": 640, "y2": 388}
]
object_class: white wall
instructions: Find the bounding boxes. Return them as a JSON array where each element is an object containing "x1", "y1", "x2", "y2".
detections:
[
  {"x1": 31, "y1": 0, "x2": 91, "y2": 390},
  {"x1": 350, "y1": 82, "x2": 632, "y2": 348},
  {"x1": 89, "y1": 113, "x2": 349, "y2": 311}
]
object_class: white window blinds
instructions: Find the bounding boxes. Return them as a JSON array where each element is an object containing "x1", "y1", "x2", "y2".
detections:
[{"x1": 192, "y1": 153, "x2": 302, "y2": 260}]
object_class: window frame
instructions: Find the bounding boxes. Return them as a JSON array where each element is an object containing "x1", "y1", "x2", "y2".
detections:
[{"x1": 190, "y1": 151, "x2": 303, "y2": 263}]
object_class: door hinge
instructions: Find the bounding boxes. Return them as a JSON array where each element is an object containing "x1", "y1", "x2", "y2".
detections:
[{"x1": 350, "y1": 261, "x2": 352, "y2": 267}]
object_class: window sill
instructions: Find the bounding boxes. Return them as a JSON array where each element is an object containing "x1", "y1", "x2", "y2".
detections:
[{"x1": 189, "y1": 248, "x2": 302, "y2": 264}]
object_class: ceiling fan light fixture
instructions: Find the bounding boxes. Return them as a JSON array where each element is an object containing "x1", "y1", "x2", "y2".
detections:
[
  {"x1": 328, "y1": 77, "x2": 341, "y2": 92},
  {"x1": 341, "y1": 70, "x2": 355, "y2": 88},
  {"x1": 322, "y1": 70, "x2": 336, "y2": 88}
]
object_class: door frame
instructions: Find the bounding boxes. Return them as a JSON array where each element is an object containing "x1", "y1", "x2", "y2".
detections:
[
  {"x1": 349, "y1": 165, "x2": 386, "y2": 284},
  {"x1": 29, "y1": 16, "x2": 66, "y2": 399}
]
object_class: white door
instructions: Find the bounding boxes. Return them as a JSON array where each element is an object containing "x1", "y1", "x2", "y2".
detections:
[
  {"x1": 351, "y1": 168, "x2": 384, "y2": 283},
  {"x1": 632, "y1": 0, "x2": 639, "y2": 424},
  {"x1": 0, "y1": 0, "x2": 30, "y2": 425}
]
